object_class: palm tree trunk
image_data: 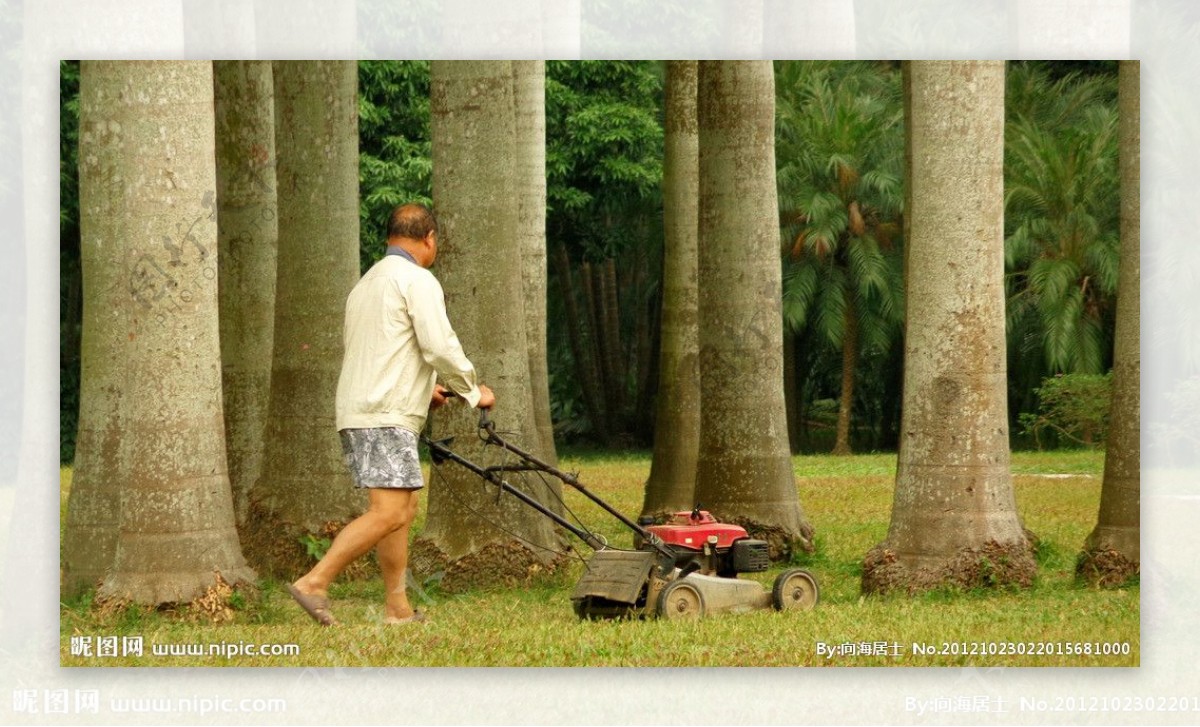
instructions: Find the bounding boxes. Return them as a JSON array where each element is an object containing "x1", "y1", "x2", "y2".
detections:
[
  {"x1": 1078, "y1": 60, "x2": 1139, "y2": 586},
  {"x1": 512, "y1": 60, "x2": 558, "y2": 467},
  {"x1": 213, "y1": 60, "x2": 278, "y2": 531},
  {"x1": 643, "y1": 60, "x2": 701, "y2": 518},
  {"x1": 832, "y1": 290, "x2": 858, "y2": 455},
  {"x1": 414, "y1": 61, "x2": 563, "y2": 591},
  {"x1": 250, "y1": 61, "x2": 365, "y2": 577},
  {"x1": 862, "y1": 60, "x2": 1034, "y2": 594},
  {"x1": 68, "y1": 60, "x2": 255, "y2": 605},
  {"x1": 693, "y1": 61, "x2": 814, "y2": 558}
]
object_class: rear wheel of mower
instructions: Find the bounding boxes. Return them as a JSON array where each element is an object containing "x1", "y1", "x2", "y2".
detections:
[
  {"x1": 655, "y1": 579, "x2": 705, "y2": 619},
  {"x1": 772, "y1": 568, "x2": 819, "y2": 611}
]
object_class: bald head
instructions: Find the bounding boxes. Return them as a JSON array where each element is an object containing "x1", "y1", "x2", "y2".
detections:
[{"x1": 387, "y1": 203, "x2": 439, "y2": 243}]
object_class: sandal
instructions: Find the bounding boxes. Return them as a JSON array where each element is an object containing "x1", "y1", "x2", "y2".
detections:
[
  {"x1": 384, "y1": 609, "x2": 427, "y2": 625},
  {"x1": 286, "y1": 584, "x2": 337, "y2": 626}
]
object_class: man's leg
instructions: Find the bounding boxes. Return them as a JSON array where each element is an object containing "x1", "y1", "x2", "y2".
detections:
[
  {"x1": 292, "y1": 488, "x2": 416, "y2": 598},
  {"x1": 376, "y1": 491, "x2": 420, "y2": 620}
]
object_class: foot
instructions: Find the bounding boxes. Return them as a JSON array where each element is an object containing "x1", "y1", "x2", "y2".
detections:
[
  {"x1": 286, "y1": 583, "x2": 337, "y2": 626},
  {"x1": 384, "y1": 609, "x2": 426, "y2": 625}
]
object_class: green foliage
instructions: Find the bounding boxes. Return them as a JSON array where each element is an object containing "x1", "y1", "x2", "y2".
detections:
[
  {"x1": 300, "y1": 533, "x2": 333, "y2": 562},
  {"x1": 777, "y1": 61, "x2": 904, "y2": 345},
  {"x1": 545, "y1": 60, "x2": 663, "y2": 256},
  {"x1": 775, "y1": 61, "x2": 906, "y2": 451},
  {"x1": 1005, "y1": 63, "x2": 1120, "y2": 378},
  {"x1": 1019, "y1": 373, "x2": 1112, "y2": 449},
  {"x1": 60, "y1": 60, "x2": 82, "y2": 463},
  {"x1": 357, "y1": 61, "x2": 432, "y2": 270}
]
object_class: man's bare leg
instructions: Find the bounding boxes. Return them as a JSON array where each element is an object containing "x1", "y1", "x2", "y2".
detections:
[
  {"x1": 376, "y1": 491, "x2": 420, "y2": 620},
  {"x1": 292, "y1": 488, "x2": 416, "y2": 598}
]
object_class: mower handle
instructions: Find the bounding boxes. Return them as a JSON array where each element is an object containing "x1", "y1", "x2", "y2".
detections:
[{"x1": 437, "y1": 388, "x2": 494, "y2": 432}]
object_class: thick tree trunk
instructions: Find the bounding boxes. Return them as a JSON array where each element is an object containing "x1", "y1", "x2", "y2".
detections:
[
  {"x1": 213, "y1": 61, "x2": 278, "y2": 531},
  {"x1": 643, "y1": 60, "x2": 701, "y2": 519},
  {"x1": 1079, "y1": 60, "x2": 1139, "y2": 586},
  {"x1": 832, "y1": 290, "x2": 858, "y2": 456},
  {"x1": 414, "y1": 61, "x2": 563, "y2": 592},
  {"x1": 512, "y1": 60, "x2": 558, "y2": 467},
  {"x1": 249, "y1": 61, "x2": 365, "y2": 577},
  {"x1": 862, "y1": 61, "x2": 1035, "y2": 594},
  {"x1": 693, "y1": 61, "x2": 814, "y2": 559},
  {"x1": 67, "y1": 61, "x2": 255, "y2": 605}
]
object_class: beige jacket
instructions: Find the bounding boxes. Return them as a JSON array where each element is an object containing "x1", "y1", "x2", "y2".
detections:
[{"x1": 335, "y1": 255, "x2": 481, "y2": 433}]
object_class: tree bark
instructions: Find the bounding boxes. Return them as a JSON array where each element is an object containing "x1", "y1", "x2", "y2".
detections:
[
  {"x1": 693, "y1": 61, "x2": 814, "y2": 559},
  {"x1": 862, "y1": 61, "x2": 1035, "y2": 594},
  {"x1": 643, "y1": 60, "x2": 701, "y2": 518},
  {"x1": 414, "y1": 61, "x2": 563, "y2": 592},
  {"x1": 213, "y1": 61, "x2": 278, "y2": 531},
  {"x1": 250, "y1": 61, "x2": 365, "y2": 576},
  {"x1": 512, "y1": 60, "x2": 558, "y2": 467},
  {"x1": 1078, "y1": 60, "x2": 1139, "y2": 586},
  {"x1": 67, "y1": 60, "x2": 255, "y2": 605}
]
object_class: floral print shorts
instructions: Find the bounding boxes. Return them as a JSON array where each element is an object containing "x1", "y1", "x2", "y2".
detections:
[{"x1": 339, "y1": 427, "x2": 425, "y2": 490}]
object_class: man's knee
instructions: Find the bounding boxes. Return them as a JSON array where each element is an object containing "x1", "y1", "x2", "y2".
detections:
[{"x1": 370, "y1": 489, "x2": 417, "y2": 532}]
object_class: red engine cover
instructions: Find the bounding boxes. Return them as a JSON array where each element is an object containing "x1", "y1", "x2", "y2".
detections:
[{"x1": 645, "y1": 511, "x2": 749, "y2": 551}]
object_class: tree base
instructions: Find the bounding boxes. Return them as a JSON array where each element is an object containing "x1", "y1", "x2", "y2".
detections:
[
  {"x1": 1076, "y1": 548, "x2": 1138, "y2": 588},
  {"x1": 861, "y1": 539, "x2": 1036, "y2": 595},
  {"x1": 410, "y1": 537, "x2": 563, "y2": 593},
  {"x1": 730, "y1": 518, "x2": 815, "y2": 561},
  {"x1": 241, "y1": 499, "x2": 375, "y2": 581},
  {"x1": 97, "y1": 567, "x2": 257, "y2": 610}
]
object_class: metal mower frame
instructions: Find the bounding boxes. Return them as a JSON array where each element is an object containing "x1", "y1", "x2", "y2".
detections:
[{"x1": 422, "y1": 407, "x2": 819, "y2": 620}]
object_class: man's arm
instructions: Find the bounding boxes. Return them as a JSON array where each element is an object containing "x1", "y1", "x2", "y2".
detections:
[{"x1": 408, "y1": 274, "x2": 485, "y2": 408}]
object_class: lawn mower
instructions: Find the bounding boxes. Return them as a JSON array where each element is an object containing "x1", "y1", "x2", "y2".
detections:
[{"x1": 422, "y1": 407, "x2": 819, "y2": 620}]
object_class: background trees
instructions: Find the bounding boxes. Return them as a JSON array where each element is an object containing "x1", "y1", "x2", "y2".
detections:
[
  {"x1": 1004, "y1": 64, "x2": 1120, "y2": 431},
  {"x1": 776, "y1": 60, "x2": 905, "y2": 455},
  {"x1": 57, "y1": 60, "x2": 1126, "y2": 461}
]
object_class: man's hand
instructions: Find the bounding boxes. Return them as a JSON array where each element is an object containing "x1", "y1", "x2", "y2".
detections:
[
  {"x1": 430, "y1": 385, "x2": 451, "y2": 410},
  {"x1": 476, "y1": 384, "x2": 496, "y2": 409}
]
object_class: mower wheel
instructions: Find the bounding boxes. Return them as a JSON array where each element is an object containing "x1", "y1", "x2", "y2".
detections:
[
  {"x1": 772, "y1": 568, "x2": 819, "y2": 611},
  {"x1": 655, "y1": 579, "x2": 705, "y2": 619}
]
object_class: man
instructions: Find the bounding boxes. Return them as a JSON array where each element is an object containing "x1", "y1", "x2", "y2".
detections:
[{"x1": 287, "y1": 203, "x2": 495, "y2": 626}]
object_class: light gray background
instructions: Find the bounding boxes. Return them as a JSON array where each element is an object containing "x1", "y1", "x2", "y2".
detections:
[{"x1": 3, "y1": 0, "x2": 1195, "y2": 724}]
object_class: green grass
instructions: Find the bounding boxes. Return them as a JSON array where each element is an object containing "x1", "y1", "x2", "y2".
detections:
[{"x1": 59, "y1": 449, "x2": 1137, "y2": 667}]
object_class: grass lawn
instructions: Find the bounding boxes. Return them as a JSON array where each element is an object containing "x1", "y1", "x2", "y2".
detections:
[{"x1": 59, "y1": 448, "x2": 1138, "y2": 667}]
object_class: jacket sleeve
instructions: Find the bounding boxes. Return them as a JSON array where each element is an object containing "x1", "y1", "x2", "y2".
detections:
[{"x1": 407, "y1": 272, "x2": 482, "y2": 408}]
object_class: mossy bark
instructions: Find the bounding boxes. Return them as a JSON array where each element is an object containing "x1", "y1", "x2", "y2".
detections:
[
  {"x1": 693, "y1": 61, "x2": 814, "y2": 559},
  {"x1": 1078, "y1": 61, "x2": 1139, "y2": 587},
  {"x1": 642, "y1": 61, "x2": 701, "y2": 519},
  {"x1": 862, "y1": 61, "x2": 1034, "y2": 595},
  {"x1": 68, "y1": 61, "x2": 255, "y2": 605}
]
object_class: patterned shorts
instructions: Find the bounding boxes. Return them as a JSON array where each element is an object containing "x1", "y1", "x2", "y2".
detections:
[{"x1": 339, "y1": 427, "x2": 425, "y2": 490}]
